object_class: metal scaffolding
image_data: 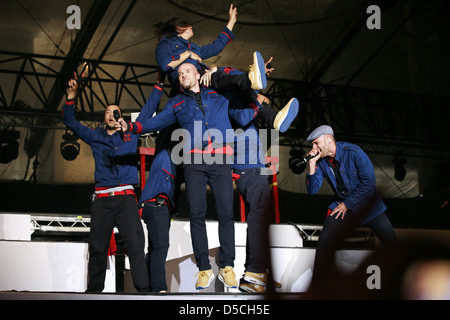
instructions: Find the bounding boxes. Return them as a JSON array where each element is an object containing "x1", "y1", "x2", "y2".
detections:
[{"x1": 1, "y1": 50, "x2": 450, "y2": 160}]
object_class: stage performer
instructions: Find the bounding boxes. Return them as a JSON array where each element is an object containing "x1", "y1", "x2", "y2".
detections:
[
  {"x1": 62, "y1": 77, "x2": 164, "y2": 293},
  {"x1": 115, "y1": 62, "x2": 261, "y2": 290},
  {"x1": 154, "y1": 4, "x2": 298, "y2": 133},
  {"x1": 140, "y1": 147, "x2": 178, "y2": 293},
  {"x1": 304, "y1": 125, "x2": 397, "y2": 295},
  {"x1": 230, "y1": 92, "x2": 293, "y2": 293},
  {"x1": 137, "y1": 77, "x2": 180, "y2": 293}
]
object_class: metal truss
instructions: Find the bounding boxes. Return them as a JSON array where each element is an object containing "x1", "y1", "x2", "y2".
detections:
[
  {"x1": 303, "y1": 83, "x2": 450, "y2": 145},
  {"x1": 269, "y1": 80, "x2": 450, "y2": 160},
  {"x1": 30, "y1": 214, "x2": 91, "y2": 234},
  {"x1": 0, "y1": 109, "x2": 102, "y2": 131},
  {"x1": 1, "y1": 50, "x2": 449, "y2": 160},
  {"x1": 0, "y1": 50, "x2": 164, "y2": 113},
  {"x1": 294, "y1": 224, "x2": 375, "y2": 246},
  {"x1": 29, "y1": 212, "x2": 374, "y2": 246}
]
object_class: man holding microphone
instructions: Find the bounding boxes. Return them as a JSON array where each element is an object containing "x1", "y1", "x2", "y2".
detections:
[{"x1": 304, "y1": 125, "x2": 397, "y2": 293}]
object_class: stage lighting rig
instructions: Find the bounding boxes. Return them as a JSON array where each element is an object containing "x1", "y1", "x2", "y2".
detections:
[
  {"x1": 0, "y1": 128, "x2": 20, "y2": 164},
  {"x1": 289, "y1": 148, "x2": 307, "y2": 175},
  {"x1": 60, "y1": 130, "x2": 80, "y2": 161}
]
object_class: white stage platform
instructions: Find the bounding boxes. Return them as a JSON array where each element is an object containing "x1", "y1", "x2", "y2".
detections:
[{"x1": 0, "y1": 212, "x2": 376, "y2": 296}]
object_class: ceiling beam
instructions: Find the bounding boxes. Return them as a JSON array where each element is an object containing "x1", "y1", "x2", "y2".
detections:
[
  {"x1": 24, "y1": 0, "x2": 112, "y2": 159},
  {"x1": 46, "y1": 0, "x2": 112, "y2": 112}
]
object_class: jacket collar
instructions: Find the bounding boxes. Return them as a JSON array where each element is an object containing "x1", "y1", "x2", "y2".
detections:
[{"x1": 334, "y1": 141, "x2": 344, "y2": 163}]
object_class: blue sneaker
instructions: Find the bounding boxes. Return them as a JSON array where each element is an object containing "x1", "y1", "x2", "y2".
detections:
[
  {"x1": 273, "y1": 98, "x2": 299, "y2": 132},
  {"x1": 248, "y1": 51, "x2": 267, "y2": 90}
]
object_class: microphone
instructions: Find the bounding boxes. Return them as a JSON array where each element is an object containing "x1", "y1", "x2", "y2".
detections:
[
  {"x1": 113, "y1": 109, "x2": 124, "y2": 140},
  {"x1": 296, "y1": 152, "x2": 319, "y2": 166}
]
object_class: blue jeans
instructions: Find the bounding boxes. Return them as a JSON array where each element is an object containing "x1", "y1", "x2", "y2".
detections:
[
  {"x1": 183, "y1": 163, "x2": 235, "y2": 270},
  {"x1": 234, "y1": 167, "x2": 271, "y2": 273},
  {"x1": 142, "y1": 202, "x2": 171, "y2": 292},
  {"x1": 312, "y1": 211, "x2": 397, "y2": 283}
]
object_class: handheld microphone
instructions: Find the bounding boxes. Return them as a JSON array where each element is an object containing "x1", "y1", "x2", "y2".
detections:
[
  {"x1": 113, "y1": 109, "x2": 124, "y2": 140},
  {"x1": 296, "y1": 152, "x2": 319, "y2": 166}
]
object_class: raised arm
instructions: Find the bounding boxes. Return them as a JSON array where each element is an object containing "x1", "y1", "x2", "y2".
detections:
[
  {"x1": 62, "y1": 78, "x2": 94, "y2": 144},
  {"x1": 136, "y1": 81, "x2": 165, "y2": 121},
  {"x1": 117, "y1": 102, "x2": 177, "y2": 135},
  {"x1": 226, "y1": 3, "x2": 238, "y2": 32}
]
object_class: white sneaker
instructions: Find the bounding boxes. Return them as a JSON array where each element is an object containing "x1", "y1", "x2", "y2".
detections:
[
  {"x1": 248, "y1": 51, "x2": 267, "y2": 90},
  {"x1": 273, "y1": 97, "x2": 299, "y2": 132}
]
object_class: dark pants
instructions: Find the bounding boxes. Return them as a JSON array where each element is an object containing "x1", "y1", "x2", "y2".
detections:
[
  {"x1": 211, "y1": 69, "x2": 252, "y2": 96},
  {"x1": 142, "y1": 202, "x2": 171, "y2": 292},
  {"x1": 183, "y1": 163, "x2": 235, "y2": 270},
  {"x1": 87, "y1": 195, "x2": 149, "y2": 292},
  {"x1": 234, "y1": 167, "x2": 271, "y2": 273},
  {"x1": 311, "y1": 211, "x2": 397, "y2": 285},
  {"x1": 212, "y1": 69, "x2": 277, "y2": 128}
]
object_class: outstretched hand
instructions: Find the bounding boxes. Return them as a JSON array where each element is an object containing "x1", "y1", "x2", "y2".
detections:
[
  {"x1": 200, "y1": 67, "x2": 217, "y2": 87},
  {"x1": 115, "y1": 118, "x2": 128, "y2": 132},
  {"x1": 227, "y1": 4, "x2": 238, "y2": 31},
  {"x1": 265, "y1": 57, "x2": 275, "y2": 75},
  {"x1": 67, "y1": 74, "x2": 78, "y2": 100}
]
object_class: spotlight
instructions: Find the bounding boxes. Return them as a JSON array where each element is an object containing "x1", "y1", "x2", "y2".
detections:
[
  {"x1": 0, "y1": 128, "x2": 20, "y2": 164},
  {"x1": 289, "y1": 148, "x2": 307, "y2": 174},
  {"x1": 61, "y1": 131, "x2": 80, "y2": 161},
  {"x1": 393, "y1": 152, "x2": 407, "y2": 181}
]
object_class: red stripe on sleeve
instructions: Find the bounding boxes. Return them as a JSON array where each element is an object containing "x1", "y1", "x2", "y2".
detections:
[
  {"x1": 136, "y1": 122, "x2": 143, "y2": 134},
  {"x1": 221, "y1": 31, "x2": 232, "y2": 43}
]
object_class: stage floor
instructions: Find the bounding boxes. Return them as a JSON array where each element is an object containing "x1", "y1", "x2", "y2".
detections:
[{"x1": 0, "y1": 290, "x2": 301, "y2": 300}]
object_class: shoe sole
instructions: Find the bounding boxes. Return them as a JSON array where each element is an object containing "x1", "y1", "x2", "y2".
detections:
[
  {"x1": 239, "y1": 284, "x2": 265, "y2": 293},
  {"x1": 253, "y1": 51, "x2": 267, "y2": 90},
  {"x1": 196, "y1": 274, "x2": 215, "y2": 290},
  {"x1": 276, "y1": 98, "x2": 299, "y2": 133},
  {"x1": 218, "y1": 274, "x2": 238, "y2": 288},
  {"x1": 243, "y1": 275, "x2": 267, "y2": 286}
]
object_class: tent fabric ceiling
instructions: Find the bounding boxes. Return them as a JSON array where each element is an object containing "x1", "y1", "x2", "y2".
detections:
[{"x1": 1, "y1": 0, "x2": 449, "y2": 115}]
